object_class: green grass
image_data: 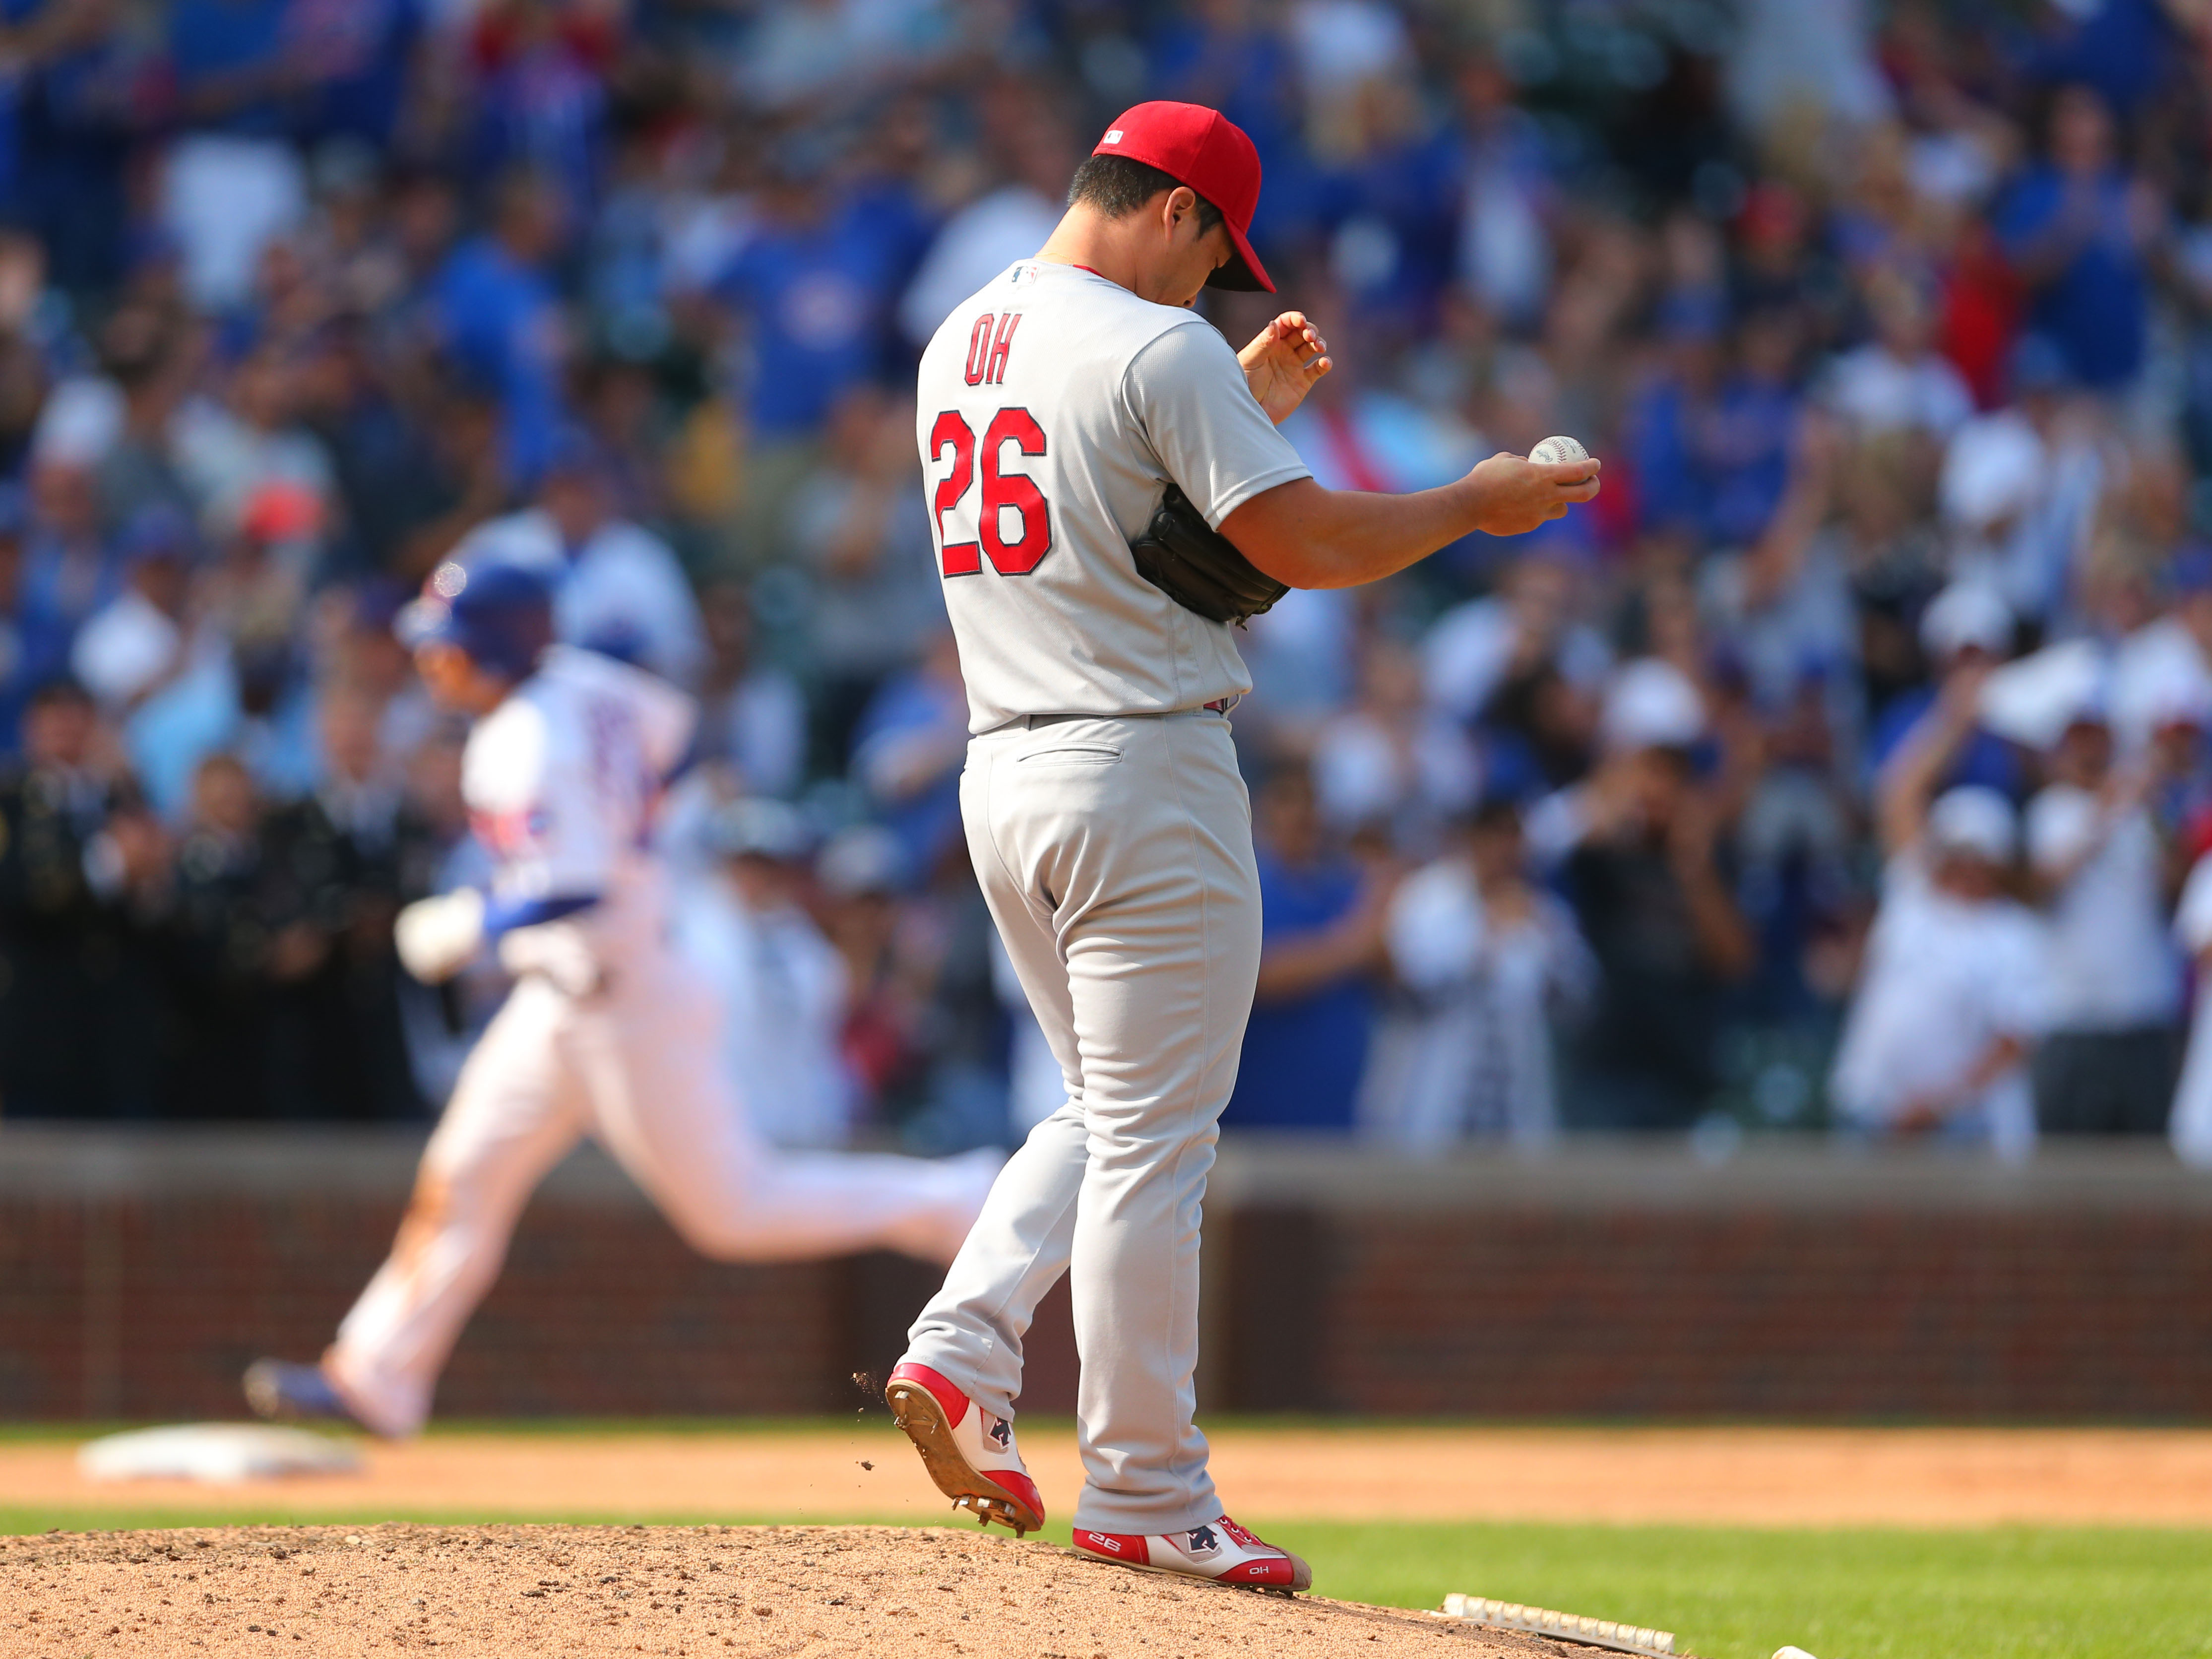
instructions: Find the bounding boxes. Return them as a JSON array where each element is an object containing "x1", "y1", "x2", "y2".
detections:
[
  {"x1": 1258, "y1": 1520, "x2": 2212, "y2": 1659},
  {"x1": 2, "y1": 1507, "x2": 2204, "y2": 1659}
]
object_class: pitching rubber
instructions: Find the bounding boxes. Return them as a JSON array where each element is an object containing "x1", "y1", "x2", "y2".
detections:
[
  {"x1": 1441, "y1": 1594, "x2": 1674, "y2": 1656},
  {"x1": 884, "y1": 1374, "x2": 1046, "y2": 1537}
]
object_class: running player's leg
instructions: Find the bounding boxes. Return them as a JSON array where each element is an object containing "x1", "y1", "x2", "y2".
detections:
[
  {"x1": 897, "y1": 738, "x2": 1089, "y2": 1426},
  {"x1": 325, "y1": 978, "x2": 588, "y2": 1437},
  {"x1": 581, "y1": 955, "x2": 997, "y2": 1266}
]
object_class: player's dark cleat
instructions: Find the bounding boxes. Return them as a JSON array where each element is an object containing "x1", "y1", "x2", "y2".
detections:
[
  {"x1": 884, "y1": 1361, "x2": 1046, "y2": 1536},
  {"x1": 1073, "y1": 1515, "x2": 1312, "y2": 1593},
  {"x1": 243, "y1": 1359, "x2": 371, "y2": 1431}
]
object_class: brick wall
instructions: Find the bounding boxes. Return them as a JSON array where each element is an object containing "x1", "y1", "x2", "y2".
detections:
[
  {"x1": 0, "y1": 1188, "x2": 855, "y2": 1421},
  {"x1": 1240, "y1": 1210, "x2": 2212, "y2": 1417},
  {"x1": 4, "y1": 1129, "x2": 2211, "y2": 1422},
  {"x1": 1201, "y1": 1142, "x2": 2212, "y2": 1420}
]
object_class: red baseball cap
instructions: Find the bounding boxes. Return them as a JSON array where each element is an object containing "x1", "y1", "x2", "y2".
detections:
[{"x1": 1092, "y1": 102, "x2": 1274, "y2": 293}]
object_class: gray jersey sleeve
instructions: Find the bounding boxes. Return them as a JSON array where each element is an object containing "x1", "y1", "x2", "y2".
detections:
[{"x1": 1121, "y1": 320, "x2": 1312, "y2": 530}]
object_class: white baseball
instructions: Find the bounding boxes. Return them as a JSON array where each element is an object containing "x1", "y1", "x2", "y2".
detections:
[
  {"x1": 1774, "y1": 1648, "x2": 1821, "y2": 1659},
  {"x1": 1530, "y1": 434, "x2": 1589, "y2": 466}
]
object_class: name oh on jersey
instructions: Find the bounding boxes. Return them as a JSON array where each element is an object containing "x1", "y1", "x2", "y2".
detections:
[{"x1": 962, "y1": 306, "x2": 1023, "y2": 386}]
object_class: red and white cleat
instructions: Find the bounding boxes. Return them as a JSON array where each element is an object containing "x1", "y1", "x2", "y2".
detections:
[
  {"x1": 884, "y1": 1361, "x2": 1047, "y2": 1536},
  {"x1": 1072, "y1": 1516, "x2": 1312, "y2": 1593}
]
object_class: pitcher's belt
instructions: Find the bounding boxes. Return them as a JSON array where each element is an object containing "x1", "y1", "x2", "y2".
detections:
[{"x1": 1011, "y1": 698, "x2": 1236, "y2": 731}]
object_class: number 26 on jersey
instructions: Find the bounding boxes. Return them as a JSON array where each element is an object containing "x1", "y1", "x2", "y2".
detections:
[{"x1": 931, "y1": 310, "x2": 1051, "y2": 578}]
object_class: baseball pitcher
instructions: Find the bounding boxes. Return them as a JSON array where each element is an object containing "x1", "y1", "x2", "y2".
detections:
[
  {"x1": 883, "y1": 102, "x2": 1599, "y2": 1589},
  {"x1": 244, "y1": 563, "x2": 998, "y2": 1437}
]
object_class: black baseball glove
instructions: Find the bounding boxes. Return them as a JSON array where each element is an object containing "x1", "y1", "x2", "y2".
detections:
[{"x1": 1128, "y1": 483, "x2": 1288, "y2": 628}]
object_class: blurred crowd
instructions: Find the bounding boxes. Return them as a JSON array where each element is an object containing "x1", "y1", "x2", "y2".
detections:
[{"x1": 11, "y1": 0, "x2": 2212, "y2": 1158}]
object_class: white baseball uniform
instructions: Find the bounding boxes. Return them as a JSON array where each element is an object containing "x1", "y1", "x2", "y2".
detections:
[
  {"x1": 901, "y1": 261, "x2": 1310, "y2": 1535},
  {"x1": 1827, "y1": 851, "x2": 2048, "y2": 1160},
  {"x1": 326, "y1": 644, "x2": 995, "y2": 1437}
]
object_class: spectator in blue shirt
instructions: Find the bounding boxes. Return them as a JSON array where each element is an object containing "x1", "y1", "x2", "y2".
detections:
[
  {"x1": 1706, "y1": 307, "x2": 1804, "y2": 550},
  {"x1": 470, "y1": 0, "x2": 608, "y2": 207},
  {"x1": 1146, "y1": 0, "x2": 1312, "y2": 251},
  {"x1": 1866, "y1": 579, "x2": 2024, "y2": 803},
  {"x1": 850, "y1": 629, "x2": 968, "y2": 881},
  {"x1": 715, "y1": 144, "x2": 907, "y2": 444},
  {"x1": 429, "y1": 168, "x2": 569, "y2": 487},
  {"x1": 1629, "y1": 300, "x2": 1800, "y2": 550},
  {"x1": 1223, "y1": 764, "x2": 1393, "y2": 1132},
  {"x1": 0, "y1": 485, "x2": 43, "y2": 754},
  {"x1": 1997, "y1": 83, "x2": 2160, "y2": 391},
  {"x1": 1313, "y1": 86, "x2": 1464, "y2": 329},
  {"x1": 170, "y1": 0, "x2": 292, "y2": 136},
  {"x1": 1, "y1": 0, "x2": 141, "y2": 292},
  {"x1": 1627, "y1": 292, "x2": 1727, "y2": 541},
  {"x1": 290, "y1": 0, "x2": 424, "y2": 148},
  {"x1": 20, "y1": 447, "x2": 117, "y2": 677},
  {"x1": 2020, "y1": 0, "x2": 2174, "y2": 119}
]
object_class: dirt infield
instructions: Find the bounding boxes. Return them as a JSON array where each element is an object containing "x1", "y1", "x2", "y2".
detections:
[
  {"x1": 9, "y1": 1423, "x2": 2212, "y2": 1528},
  {"x1": 0, "y1": 1523, "x2": 1555, "y2": 1658}
]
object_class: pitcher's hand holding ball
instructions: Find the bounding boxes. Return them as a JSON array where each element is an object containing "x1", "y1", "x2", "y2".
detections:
[{"x1": 1468, "y1": 436, "x2": 1601, "y2": 536}]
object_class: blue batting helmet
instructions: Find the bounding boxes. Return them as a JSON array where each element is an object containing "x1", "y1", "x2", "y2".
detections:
[{"x1": 396, "y1": 560, "x2": 555, "y2": 681}]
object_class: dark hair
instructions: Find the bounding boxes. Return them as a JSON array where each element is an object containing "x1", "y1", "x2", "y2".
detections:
[
  {"x1": 26, "y1": 676, "x2": 91, "y2": 711},
  {"x1": 1067, "y1": 154, "x2": 1224, "y2": 238},
  {"x1": 1469, "y1": 794, "x2": 1524, "y2": 835}
]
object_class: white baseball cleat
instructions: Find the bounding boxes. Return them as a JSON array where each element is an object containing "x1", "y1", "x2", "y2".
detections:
[
  {"x1": 884, "y1": 1361, "x2": 1046, "y2": 1536},
  {"x1": 1072, "y1": 1515, "x2": 1312, "y2": 1592}
]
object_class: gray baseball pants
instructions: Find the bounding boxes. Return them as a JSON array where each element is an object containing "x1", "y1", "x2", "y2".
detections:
[{"x1": 904, "y1": 707, "x2": 1261, "y2": 1536}]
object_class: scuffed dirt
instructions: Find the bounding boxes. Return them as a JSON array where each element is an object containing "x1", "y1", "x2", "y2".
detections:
[{"x1": 0, "y1": 1523, "x2": 1564, "y2": 1658}]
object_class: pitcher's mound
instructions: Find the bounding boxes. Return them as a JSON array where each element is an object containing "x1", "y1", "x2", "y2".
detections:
[{"x1": 0, "y1": 1521, "x2": 1564, "y2": 1657}]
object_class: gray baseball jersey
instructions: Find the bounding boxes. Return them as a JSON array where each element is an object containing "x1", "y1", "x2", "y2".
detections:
[{"x1": 915, "y1": 260, "x2": 1311, "y2": 732}]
